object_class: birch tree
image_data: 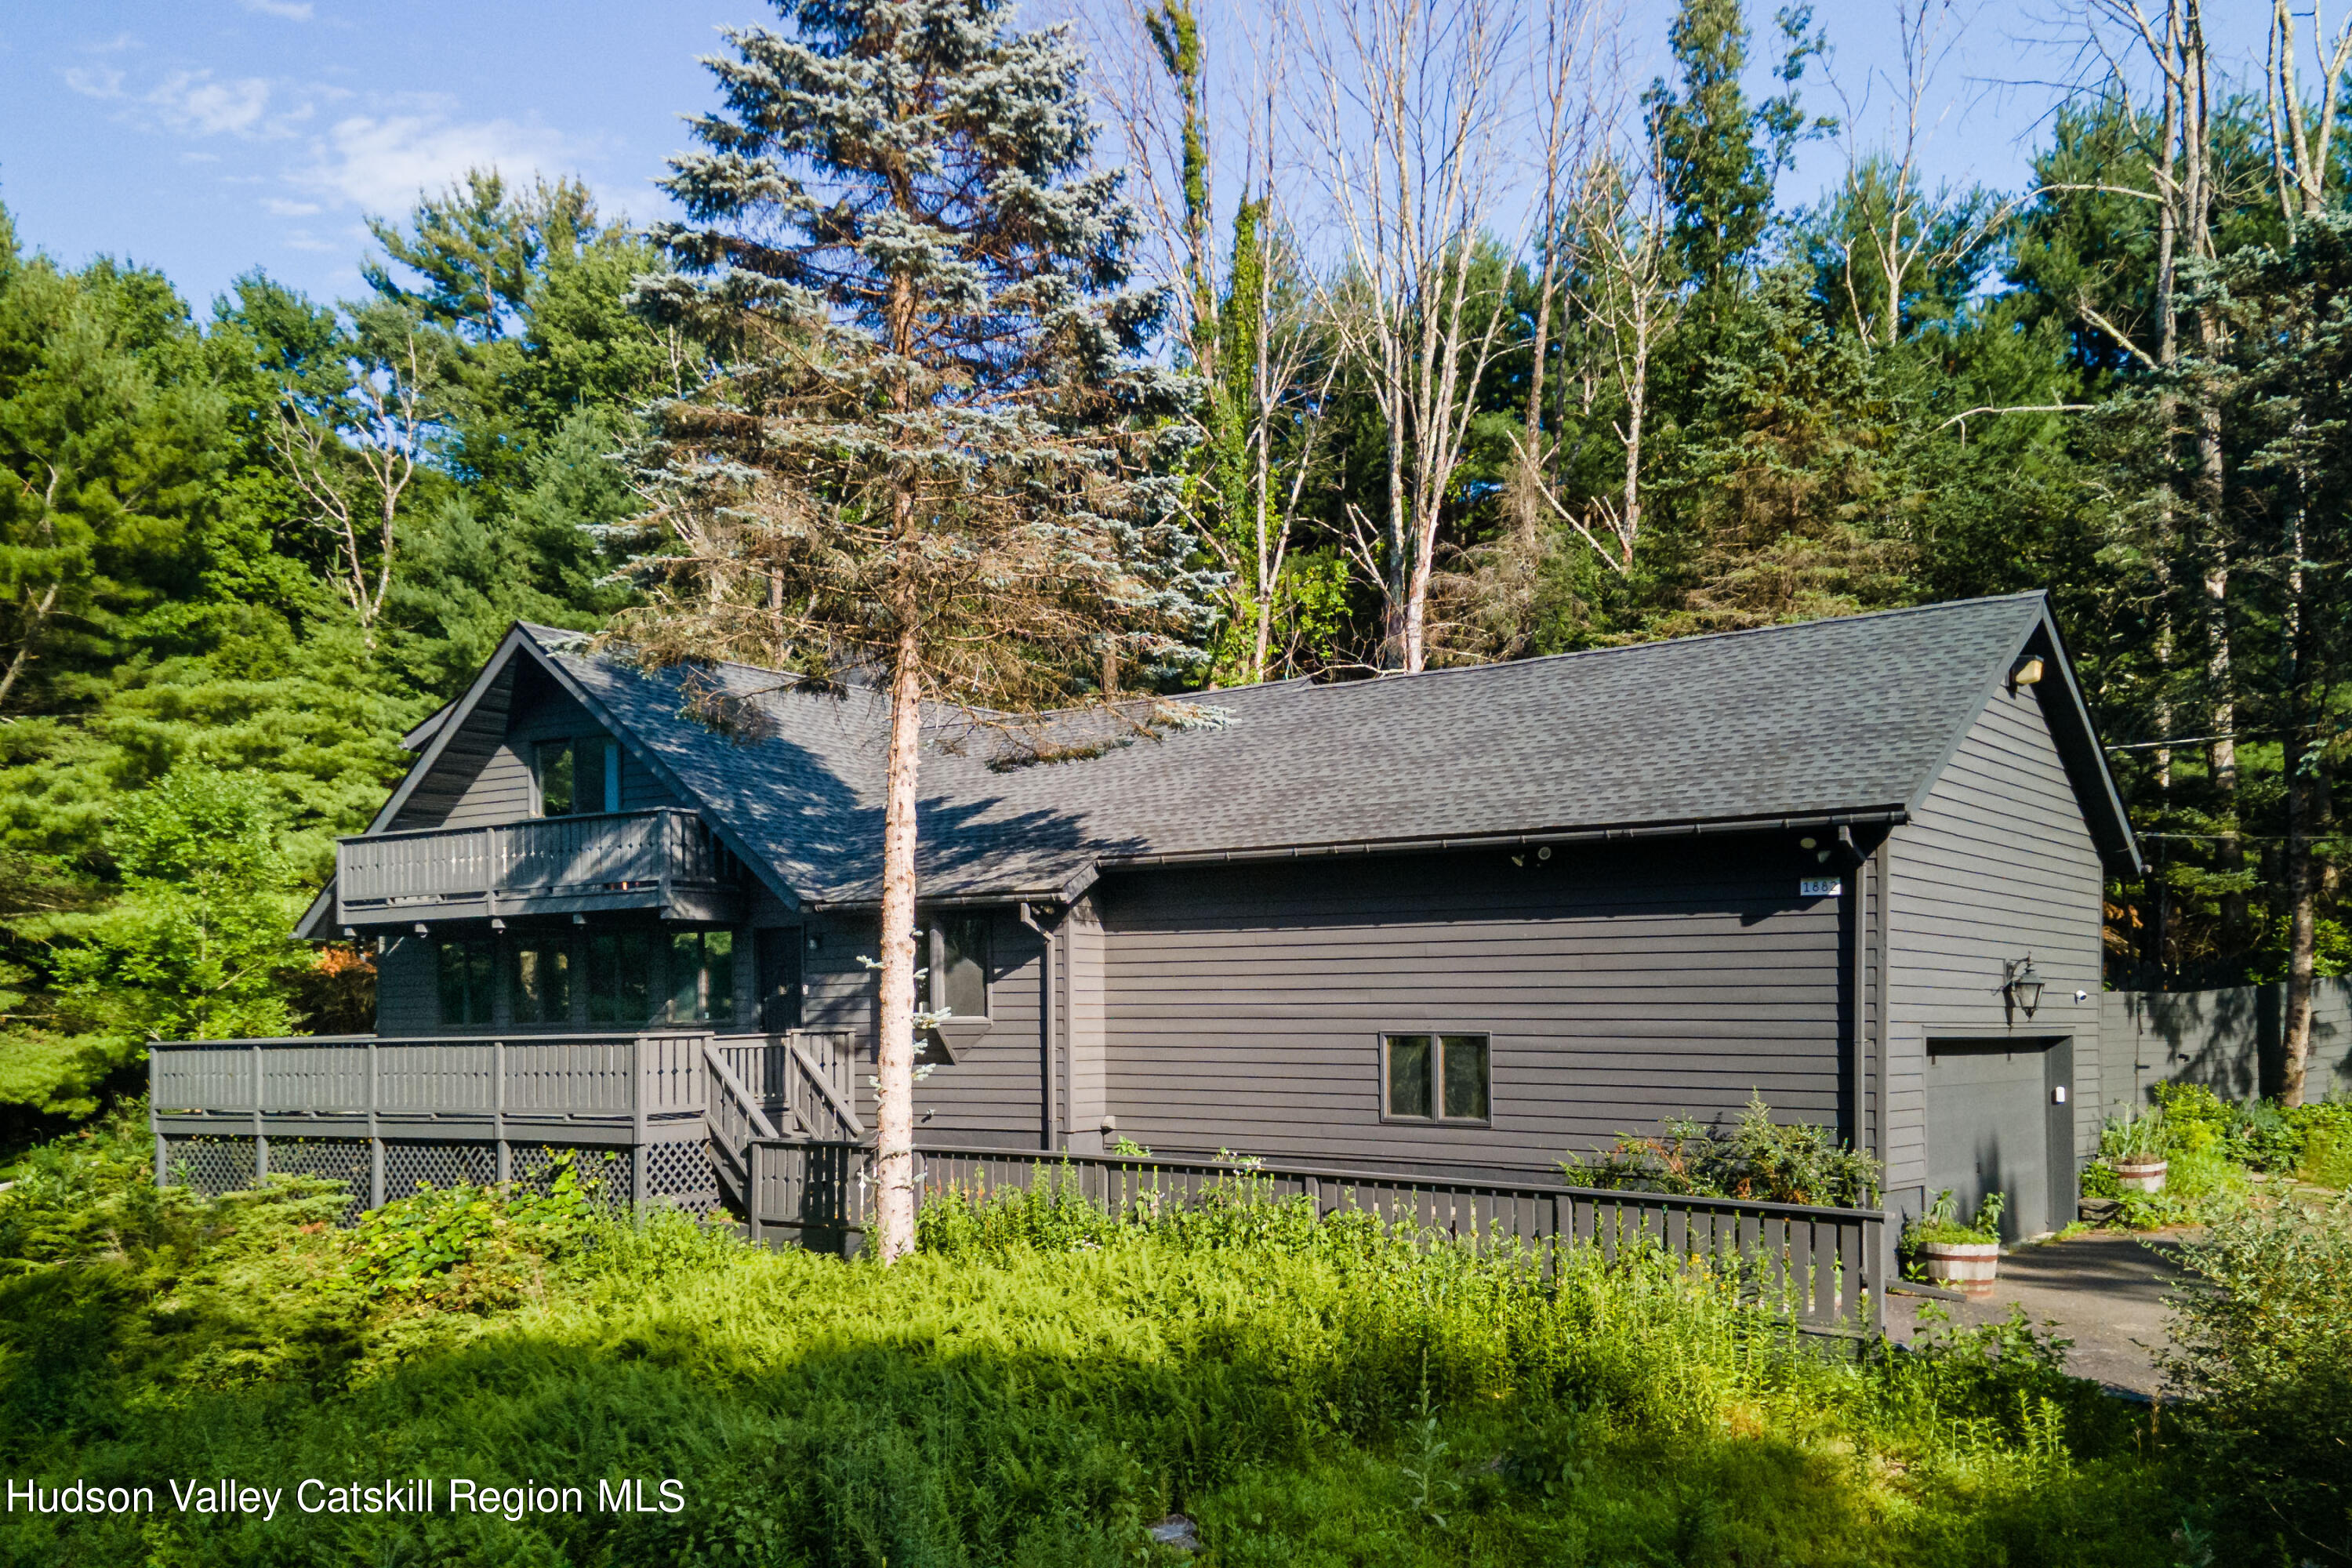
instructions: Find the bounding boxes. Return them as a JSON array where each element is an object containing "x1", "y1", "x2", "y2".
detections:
[
  {"x1": 1304, "y1": 0, "x2": 1519, "y2": 672},
  {"x1": 623, "y1": 0, "x2": 1214, "y2": 1260}
]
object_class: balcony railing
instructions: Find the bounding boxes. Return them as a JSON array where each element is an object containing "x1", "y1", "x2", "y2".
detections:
[{"x1": 334, "y1": 808, "x2": 742, "y2": 927}]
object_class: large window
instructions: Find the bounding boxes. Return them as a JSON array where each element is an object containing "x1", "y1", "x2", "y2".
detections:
[
  {"x1": 437, "y1": 939, "x2": 495, "y2": 1027},
  {"x1": 1382, "y1": 1033, "x2": 1490, "y2": 1124},
  {"x1": 669, "y1": 929, "x2": 736, "y2": 1024},
  {"x1": 587, "y1": 931, "x2": 655, "y2": 1023},
  {"x1": 928, "y1": 917, "x2": 988, "y2": 1019},
  {"x1": 512, "y1": 941, "x2": 573, "y2": 1025},
  {"x1": 535, "y1": 736, "x2": 619, "y2": 817}
]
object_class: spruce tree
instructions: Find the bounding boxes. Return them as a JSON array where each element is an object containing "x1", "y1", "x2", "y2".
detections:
[{"x1": 626, "y1": 0, "x2": 1210, "y2": 1258}]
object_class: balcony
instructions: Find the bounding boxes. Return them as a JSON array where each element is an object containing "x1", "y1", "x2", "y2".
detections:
[{"x1": 334, "y1": 808, "x2": 745, "y2": 929}]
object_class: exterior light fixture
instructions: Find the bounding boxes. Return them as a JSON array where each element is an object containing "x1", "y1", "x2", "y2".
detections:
[
  {"x1": 413, "y1": 922, "x2": 430, "y2": 938},
  {"x1": 2005, "y1": 955, "x2": 2044, "y2": 1017},
  {"x1": 2012, "y1": 655, "x2": 2045, "y2": 688}
]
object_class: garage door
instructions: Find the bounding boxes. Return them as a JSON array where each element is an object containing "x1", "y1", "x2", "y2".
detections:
[{"x1": 1925, "y1": 1040, "x2": 2071, "y2": 1242}]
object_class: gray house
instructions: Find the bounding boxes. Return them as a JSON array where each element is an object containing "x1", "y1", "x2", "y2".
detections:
[{"x1": 156, "y1": 591, "x2": 2138, "y2": 1243}]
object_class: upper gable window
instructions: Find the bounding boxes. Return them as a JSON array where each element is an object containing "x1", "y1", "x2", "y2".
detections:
[{"x1": 536, "y1": 736, "x2": 619, "y2": 817}]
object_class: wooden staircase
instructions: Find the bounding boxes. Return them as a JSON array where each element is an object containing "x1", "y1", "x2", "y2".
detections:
[{"x1": 704, "y1": 1033, "x2": 865, "y2": 1215}]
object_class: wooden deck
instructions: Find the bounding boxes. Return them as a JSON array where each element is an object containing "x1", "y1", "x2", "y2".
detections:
[{"x1": 332, "y1": 807, "x2": 743, "y2": 927}]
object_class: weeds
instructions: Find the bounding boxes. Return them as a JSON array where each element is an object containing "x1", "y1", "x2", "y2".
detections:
[{"x1": 0, "y1": 1117, "x2": 2258, "y2": 1567}]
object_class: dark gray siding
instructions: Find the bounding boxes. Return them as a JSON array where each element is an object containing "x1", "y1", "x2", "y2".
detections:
[
  {"x1": 1065, "y1": 896, "x2": 1108, "y2": 1152},
  {"x1": 1091, "y1": 843, "x2": 1846, "y2": 1174},
  {"x1": 1882, "y1": 678, "x2": 2105, "y2": 1200},
  {"x1": 375, "y1": 933, "x2": 437, "y2": 1033},
  {"x1": 392, "y1": 667, "x2": 678, "y2": 832},
  {"x1": 795, "y1": 909, "x2": 1047, "y2": 1147}
]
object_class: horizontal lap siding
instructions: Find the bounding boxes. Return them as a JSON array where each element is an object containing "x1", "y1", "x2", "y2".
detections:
[
  {"x1": 394, "y1": 668, "x2": 678, "y2": 832},
  {"x1": 376, "y1": 935, "x2": 437, "y2": 1033},
  {"x1": 920, "y1": 916, "x2": 1044, "y2": 1145},
  {"x1": 1095, "y1": 846, "x2": 1843, "y2": 1174},
  {"x1": 797, "y1": 910, "x2": 1047, "y2": 1146},
  {"x1": 1884, "y1": 681, "x2": 2105, "y2": 1196}
]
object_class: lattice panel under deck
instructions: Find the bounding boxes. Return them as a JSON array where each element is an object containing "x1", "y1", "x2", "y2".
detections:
[
  {"x1": 644, "y1": 1140, "x2": 720, "y2": 1217},
  {"x1": 165, "y1": 1136, "x2": 256, "y2": 1197},
  {"x1": 267, "y1": 1139, "x2": 372, "y2": 1224},
  {"x1": 383, "y1": 1141, "x2": 495, "y2": 1200}
]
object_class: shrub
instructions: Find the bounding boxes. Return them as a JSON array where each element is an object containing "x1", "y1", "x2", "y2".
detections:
[
  {"x1": 2293, "y1": 1102, "x2": 2352, "y2": 1189},
  {"x1": 2163, "y1": 1192, "x2": 2352, "y2": 1560},
  {"x1": 2101, "y1": 1105, "x2": 2169, "y2": 1162},
  {"x1": 1562, "y1": 1093, "x2": 1881, "y2": 1207},
  {"x1": 348, "y1": 1152, "x2": 608, "y2": 1307},
  {"x1": 1904, "y1": 1188, "x2": 2005, "y2": 1249}
]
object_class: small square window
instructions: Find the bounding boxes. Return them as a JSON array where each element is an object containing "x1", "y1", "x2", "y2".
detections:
[
  {"x1": 1383, "y1": 1032, "x2": 1490, "y2": 1124},
  {"x1": 928, "y1": 917, "x2": 988, "y2": 1020},
  {"x1": 537, "y1": 736, "x2": 620, "y2": 816}
]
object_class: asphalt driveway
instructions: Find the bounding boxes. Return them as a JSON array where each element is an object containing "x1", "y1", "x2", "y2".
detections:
[{"x1": 1886, "y1": 1231, "x2": 2200, "y2": 1397}]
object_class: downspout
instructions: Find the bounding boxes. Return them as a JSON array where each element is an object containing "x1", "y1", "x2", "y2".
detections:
[
  {"x1": 1017, "y1": 902, "x2": 1057, "y2": 1152},
  {"x1": 1838, "y1": 827, "x2": 1867, "y2": 1155}
]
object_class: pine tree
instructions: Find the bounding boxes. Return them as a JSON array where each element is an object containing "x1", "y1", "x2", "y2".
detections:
[{"x1": 626, "y1": 0, "x2": 1212, "y2": 1258}]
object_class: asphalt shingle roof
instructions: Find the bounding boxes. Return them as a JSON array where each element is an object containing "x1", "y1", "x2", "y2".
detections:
[{"x1": 517, "y1": 590, "x2": 2127, "y2": 907}]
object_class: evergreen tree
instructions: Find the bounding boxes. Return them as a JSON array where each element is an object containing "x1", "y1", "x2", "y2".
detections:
[{"x1": 626, "y1": 0, "x2": 1212, "y2": 1258}]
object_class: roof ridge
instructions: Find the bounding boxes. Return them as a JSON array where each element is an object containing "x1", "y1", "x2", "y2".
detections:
[{"x1": 535, "y1": 593, "x2": 2050, "y2": 710}]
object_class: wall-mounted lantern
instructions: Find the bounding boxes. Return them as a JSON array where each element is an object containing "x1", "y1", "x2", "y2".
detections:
[{"x1": 2004, "y1": 955, "x2": 2044, "y2": 1017}]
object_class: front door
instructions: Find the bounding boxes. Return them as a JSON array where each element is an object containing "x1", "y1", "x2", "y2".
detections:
[{"x1": 757, "y1": 928, "x2": 803, "y2": 1033}]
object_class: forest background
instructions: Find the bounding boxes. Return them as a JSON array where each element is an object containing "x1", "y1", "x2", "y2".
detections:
[{"x1": 0, "y1": 0, "x2": 2341, "y2": 1134}]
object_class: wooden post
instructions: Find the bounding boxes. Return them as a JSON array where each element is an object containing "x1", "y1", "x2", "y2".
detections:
[
  {"x1": 630, "y1": 1034, "x2": 648, "y2": 1213},
  {"x1": 251, "y1": 1041, "x2": 269, "y2": 1181},
  {"x1": 494, "y1": 1040, "x2": 510, "y2": 1184},
  {"x1": 748, "y1": 1141, "x2": 764, "y2": 1249},
  {"x1": 368, "y1": 1038, "x2": 386, "y2": 1210}
]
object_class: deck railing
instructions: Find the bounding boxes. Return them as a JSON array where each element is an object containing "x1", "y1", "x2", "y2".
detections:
[
  {"x1": 153, "y1": 1032, "x2": 851, "y2": 1121},
  {"x1": 334, "y1": 808, "x2": 739, "y2": 922},
  {"x1": 744, "y1": 1141, "x2": 1886, "y2": 1337}
]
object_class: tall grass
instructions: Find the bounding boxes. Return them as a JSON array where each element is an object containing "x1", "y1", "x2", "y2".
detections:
[{"x1": 0, "y1": 1135, "x2": 2212, "y2": 1566}]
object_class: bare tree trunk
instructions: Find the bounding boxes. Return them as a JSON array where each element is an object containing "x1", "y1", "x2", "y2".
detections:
[{"x1": 872, "y1": 621, "x2": 924, "y2": 1259}]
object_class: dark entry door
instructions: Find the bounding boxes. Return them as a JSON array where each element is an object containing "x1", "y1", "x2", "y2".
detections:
[
  {"x1": 757, "y1": 929, "x2": 803, "y2": 1033},
  {"x1": 1925, "y1": 1039, "x2": 2071, "y2": 1241}
]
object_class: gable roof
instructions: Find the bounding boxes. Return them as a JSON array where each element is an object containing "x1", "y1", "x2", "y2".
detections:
[{"x1": 319, "y1": 591, "x2": 2139, "y2": 925}]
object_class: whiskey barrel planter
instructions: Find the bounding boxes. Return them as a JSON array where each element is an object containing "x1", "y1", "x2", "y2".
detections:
[
  {"x1": 1917, "y1": 1240, "x2": 2001, "y2": 1296},
  {"x1": 2113, "y1": 1159, "x2": 2169, "y2": 1194}
]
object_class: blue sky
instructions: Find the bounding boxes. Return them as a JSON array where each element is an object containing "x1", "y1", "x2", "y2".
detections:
[{"x1": 0, "y1": 0, "x2": 2271, "y2": 314}]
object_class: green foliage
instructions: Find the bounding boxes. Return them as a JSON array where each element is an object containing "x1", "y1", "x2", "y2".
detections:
[
  {"x1": 2100, "y1": 1104, "x2": 2169, "y2": 1162},
  {"x1": 2163, "y1": 1193, "x2": 2352, "y2": 1559},
  {"x1": 348, "y1": 1153, "x2": 604, "y2": 1305},
  {"x1": 1904, "y1": 1188, "x2": 2005, "y2": 1247},
  {"x1": 1562, "y1": 1092, "x2": 1881, "y2": 1207},
  {"x1": 2296, "y1": 1103, "x2": 2352, "y2": 1189},
  {"x1": 0, "y1": 1117, "x2": 2262, "y2": 1565}
]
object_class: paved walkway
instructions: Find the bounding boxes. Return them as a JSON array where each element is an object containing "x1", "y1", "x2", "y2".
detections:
[{"x1": 1886, "y1": 1232, "x2": 2201, "y2": 1397}]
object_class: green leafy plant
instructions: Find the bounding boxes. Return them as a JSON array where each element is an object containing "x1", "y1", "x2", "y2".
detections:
[
  {"x1": 1561, "y1": 1093, "x2": 1881, "y2": 1207},
  {"x1": 347, "y1": 1151, "x2": 603, "y2": 1303},
  {"x1": 1904, "y1": 1188, "x2": 2005, "y2": 1247},
  {"x1": 2163, "y1": 1192, "x2": 2352, "y2": 1559},
  {"x1": 2101, "y1": 1105, "x2": 2169, "y2": 1163}
]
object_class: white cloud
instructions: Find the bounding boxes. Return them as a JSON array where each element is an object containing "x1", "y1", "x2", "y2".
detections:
[
  {"x1": 290, "y1": 112, "x2": 581, "y2": 214},
  {"x1": 264, "y1": 197, "x2": 321, "y2": 216},
  {"x1": 63, "y1": 65, "x2": 125, "y2": 98},
  {"x1": 239, "y1": 0, "x2": 315, "y2": 17},
  {"x1": 147, "y1": 70, "x2": 275, "y2": 136}
]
